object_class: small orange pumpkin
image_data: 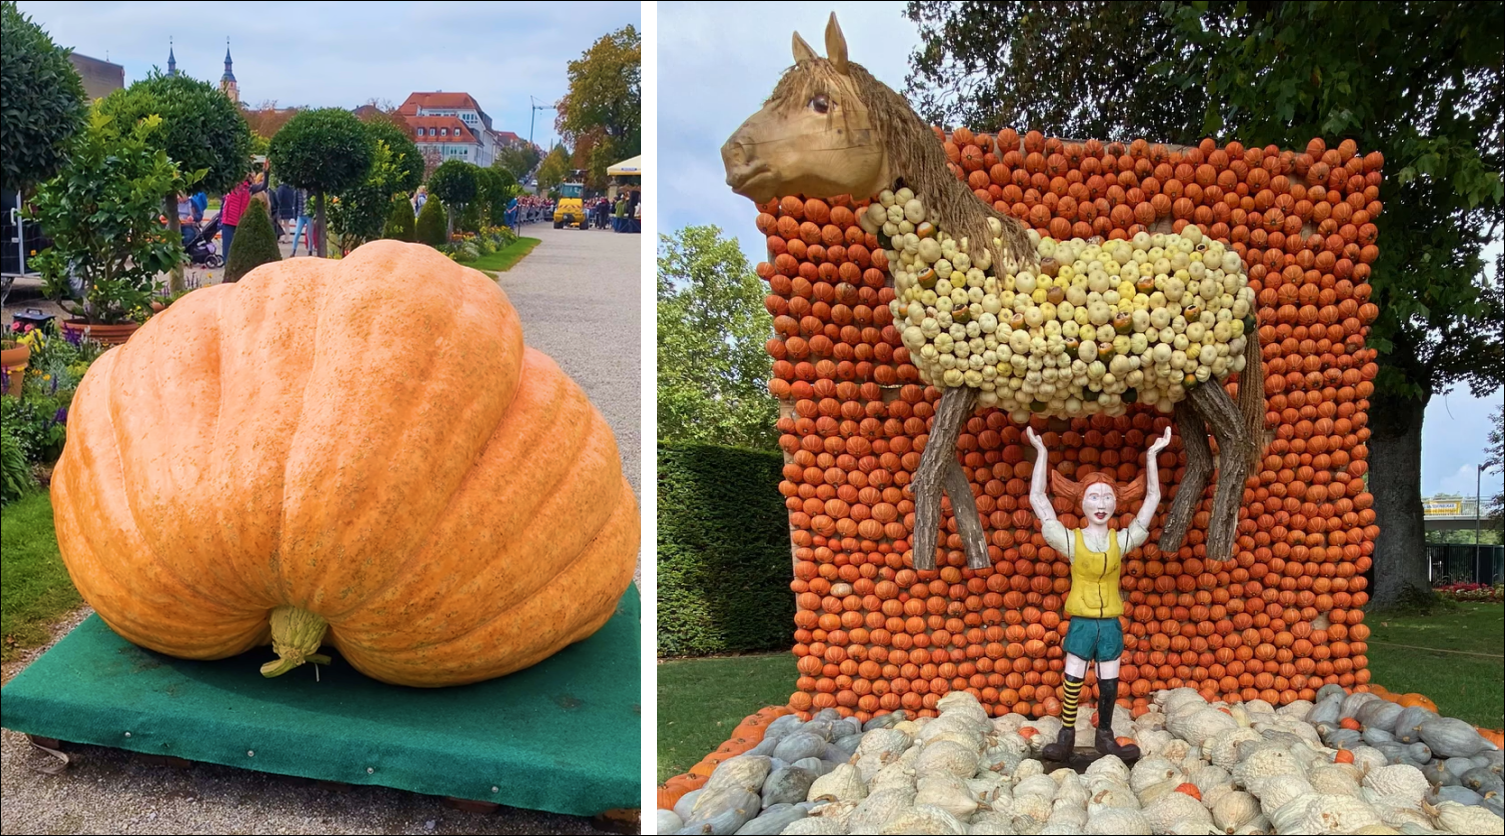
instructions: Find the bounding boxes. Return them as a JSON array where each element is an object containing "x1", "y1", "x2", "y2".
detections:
[
  {"x1": 1340, "y1": 717, "x2": 1362, "y2": 731},
  {"x1": 51, "y1": 241, "x2": 639, "y2": 687},
  {"x1": 1334, "y1": 749, "x2": 1354, "y2": 764},
  {"x1": 1175, "y1": 783, "x2": 1202, "y2": 802},
  {"x1": 1397, "y1": 693, "x2": 1438, "y2": 712}
]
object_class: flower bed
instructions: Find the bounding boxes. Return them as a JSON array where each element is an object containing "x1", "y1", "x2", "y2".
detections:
[{"x1": 1433, "y1": 583, "x2": 1504, "y2": 603}]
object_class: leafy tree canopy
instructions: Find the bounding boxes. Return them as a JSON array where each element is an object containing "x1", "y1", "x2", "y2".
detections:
[
  {"x1": 268, "y1": 107, "x2": 375, "y2": 197},
  {"x1": 493, "y1": 144, "x2": 542, "y2": 183},
  {"x1": 97, "y1": 70, "x2": 252, "y2": 195},
  {"x1": 556, "y1": 25, "x2": 641, "y2": 185},
  {"x1": 536, "y1": 144, "x2": 572, "y2": 191},
  {"x1": 427, "y1": 159, "x2": 478, "y2": 207},
  {"x1": 658, "y1": 226, "x2": 778, "y2": 451},
  {"x1": 0, "y1": 0, "x2": 87, "y2": 192},
  {"x1": 362, "y1": 118, "x2": 423, "y2": 195}
]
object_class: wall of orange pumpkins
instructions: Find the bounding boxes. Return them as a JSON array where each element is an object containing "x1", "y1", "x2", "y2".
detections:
[{"x1": 754, "y1": 130, "x2": 1382, "y2": 723}]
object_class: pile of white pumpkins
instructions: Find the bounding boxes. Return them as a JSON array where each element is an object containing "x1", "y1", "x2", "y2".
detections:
[
  {"x1": 659, "y1": 687, "x2": 1502, "y2": 835},
  {"x1": 869, "y1": 188, "x2": 1255, "y2": 423}
]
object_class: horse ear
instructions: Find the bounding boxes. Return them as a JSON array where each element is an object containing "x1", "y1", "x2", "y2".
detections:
[
  {"x1": 792, "y1": 30, "x2": 818, "y2": 65},
  {"x1": 825, "y1": 13, "x2": 850, "y2": 74}
]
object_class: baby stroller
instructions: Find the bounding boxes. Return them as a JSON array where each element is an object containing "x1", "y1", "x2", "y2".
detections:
[{"x1": 183, "y1": 215, "x2": 224, "y2": 268}]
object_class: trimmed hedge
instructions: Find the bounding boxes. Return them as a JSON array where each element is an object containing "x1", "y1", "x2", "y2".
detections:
[
  {"x1": 658, "y1": 443, "x2": 795, "y2": 657},
  {"x1": 382, "y1": 194, "x2": 415, "y2": 241},
  {"x1": 415, "y1": 195, "x2": 446, "y2": 246},
  {"x1": 224, "y1": 197, "x2": 280, "y2": 283}
]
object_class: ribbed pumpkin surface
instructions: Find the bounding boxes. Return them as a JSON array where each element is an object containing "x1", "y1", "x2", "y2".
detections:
[{"x1": 51, "y1": 240, "x2": 638, "y2": 687}]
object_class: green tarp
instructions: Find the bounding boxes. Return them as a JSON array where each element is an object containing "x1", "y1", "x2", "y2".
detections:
[{"x1": 0, "y1": 587, "x2": 640, "y2": 816}]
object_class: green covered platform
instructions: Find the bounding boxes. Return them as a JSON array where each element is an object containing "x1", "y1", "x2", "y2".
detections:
[{"x1": 0, "y1": 588, "x2": 641, "y2": 817}]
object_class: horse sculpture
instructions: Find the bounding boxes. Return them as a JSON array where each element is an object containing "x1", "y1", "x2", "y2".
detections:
[{"x1": 724, "y1": 14, "x2": 1264, "y2": 571}]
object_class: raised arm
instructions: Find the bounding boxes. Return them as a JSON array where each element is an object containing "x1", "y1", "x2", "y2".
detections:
[
  {"x1": 1135, "y1": 426, "x2": 1174, "y2": 532},
  {"x1": 1024, "y1": 427, "x2": 1058, "y2": 526}
]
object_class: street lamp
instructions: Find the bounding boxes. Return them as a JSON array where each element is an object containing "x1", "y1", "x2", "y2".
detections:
[{"x1": 1478, "y1": 463, "x2": 1487, "y2": 579}]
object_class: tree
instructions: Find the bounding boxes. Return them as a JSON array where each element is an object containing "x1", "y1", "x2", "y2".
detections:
[
  {"x1": 493, "y1": 144, "x2": 542, "y2": 183},
  {"x1": 224, "y1": 197, "x2": 280, "y2": 283},
  {"x1": 427, "y1": 159, "x2": 478, "y2": 237},
  {"x1": 327, "y1": 138, "x2": 396, "y2": 252},
  {"x1": 904, "y1": 0, "x2": 1505, "y2": 609},
  {"x1": 556, "y1": 25, "x2": 641, "y2": 186},
  {"x1": 415, "y1": 195, "x2": 447, "y2": 247},
  {"x1": 361, "y1": 119, "x2": 423, "y2": 196},
  {"x1": 96, "y1": 71, "x2": 252, "y2": 292},
  {"x1": 535, "y1": 144, "x2": 572, "y2": 191},
  {"x1": 1, "y1": 0, "x2": 88, "y2": 193},
  {"x1": 383, "y1": 195, "x2": 415, "y2": 242},
  {"x1": 658, "y1": 226, "x2": 778, "y2": 451},
  {"x1": 242, "y1": 100, "x2": 300, "y2": 140},
  {"x1": 269, "y1": 108, "x2": 375, "y2": 258},
  {"x1": 476, "y1": 167, "x2": 517, "y2": 228},
  {"x1": 27, "y1": 112, "x2": 194, "y2": 323}
]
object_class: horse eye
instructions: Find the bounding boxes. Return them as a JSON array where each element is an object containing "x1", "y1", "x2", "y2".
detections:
[{"x1": 809, "y1": 94, "x2": 830, "y2": 115}]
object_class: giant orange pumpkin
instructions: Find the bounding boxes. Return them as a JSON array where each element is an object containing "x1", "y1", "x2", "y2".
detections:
[{"x1": 51, "y1": 240, "x2": 638, "y2": 687}]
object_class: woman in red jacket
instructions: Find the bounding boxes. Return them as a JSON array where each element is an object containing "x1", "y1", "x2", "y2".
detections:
[{"x1": 219, "y1": 168, "x2": 267, "y2": 262}]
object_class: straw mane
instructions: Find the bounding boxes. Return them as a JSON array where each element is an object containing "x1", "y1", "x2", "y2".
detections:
[{"x1": 766, "y1": 57, "x2": 1036, "y2": 273}]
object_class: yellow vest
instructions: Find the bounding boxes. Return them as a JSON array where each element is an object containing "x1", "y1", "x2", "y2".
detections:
[{"x1": 1064, "y1": 528, "x2": 1125, "y2": 619}]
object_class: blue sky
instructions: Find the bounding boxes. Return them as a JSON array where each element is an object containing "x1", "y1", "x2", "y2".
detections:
[
  {"x1": 16, "y1": 0, "x2": 640, "y2": 151},
  {"x1": 658, "y1": 0, "x2": 1504, "y2": 499}
]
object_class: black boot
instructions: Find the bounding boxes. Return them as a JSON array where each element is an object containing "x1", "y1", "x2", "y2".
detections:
[
  {"x1": 1094, "y1": 678, "x2": 1140, "y2": 760},
  {"x1": 1041, "y1": 725, "x2": 1075, "y2": 762}
]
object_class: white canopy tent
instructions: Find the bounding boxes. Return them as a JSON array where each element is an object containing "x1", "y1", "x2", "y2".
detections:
[{"x1": 606, "y1": 155, "x2": 642, "y2": 176}]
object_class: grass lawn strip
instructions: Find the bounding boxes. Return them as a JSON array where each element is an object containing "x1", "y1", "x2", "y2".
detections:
[
  {"x1": 657, "y1": 653, "x2": 796, "y2": 781},
  {"x1": 472, "y1": 237, "x2": 541, "y2": 276},
  {"x1": 1, "y1": 493, "x2": 80, "y2": 663},
  {"x1": 1365, "y1": 602, "x2": 1504, "y2": 729}
]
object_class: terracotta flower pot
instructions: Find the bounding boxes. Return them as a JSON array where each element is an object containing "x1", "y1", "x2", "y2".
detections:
[
  {"x1": 1, "y1": 341, "x2": 29, "y2": 396},
  {"x1": 61, "y1": 319, "x2": 139, "y2": 346}
]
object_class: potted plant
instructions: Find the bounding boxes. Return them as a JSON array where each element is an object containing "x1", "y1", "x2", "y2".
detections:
[
  {"x1": 25, "y1": 111, "x2": 202, "y2": 345},
  {"x1": 0, "y1": 337, "x2": 29, "y2": 396}
]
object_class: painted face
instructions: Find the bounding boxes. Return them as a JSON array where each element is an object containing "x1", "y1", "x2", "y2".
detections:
[{"x1": 1081, "y1": 483, "x2": 1117, "y2": 526}]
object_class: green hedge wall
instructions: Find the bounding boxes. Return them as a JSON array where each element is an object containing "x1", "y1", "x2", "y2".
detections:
[{"x1": 658, "y1": 443, "x2": 795, "y2": 657}]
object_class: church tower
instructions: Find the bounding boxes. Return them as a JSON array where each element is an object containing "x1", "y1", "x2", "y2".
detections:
[
  {"x1": 220, "y1": 39, "x2": 238, "y2": 103},
  {"x1": 167, "y1": 38, "x2": 177, "y2": 77}
]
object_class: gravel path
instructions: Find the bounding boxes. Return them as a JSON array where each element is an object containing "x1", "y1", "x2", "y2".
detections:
[{"x1": 0, "y1": 229, "x2": 643, "y2": 835}]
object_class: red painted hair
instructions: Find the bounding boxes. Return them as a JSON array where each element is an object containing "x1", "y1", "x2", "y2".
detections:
[{"x1": 1050, "y1": 469, "x2": 1146, "y2": 509}]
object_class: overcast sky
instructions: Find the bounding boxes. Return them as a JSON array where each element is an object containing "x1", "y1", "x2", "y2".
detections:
[
  {"x1": 658, "y1": 0, "x2": 1504, "y2": 501},
  {"x1": 17, "y1": 0, "x2": 640, "y2": 151}
]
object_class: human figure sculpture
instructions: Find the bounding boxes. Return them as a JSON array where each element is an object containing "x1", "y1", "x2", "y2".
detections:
[
  {"x1": 1026, "y1": 423, "x2": 1172, "y2": 761},
  {"x1": 722, "y1": 13, "x2": 1263, "y2": 575}
]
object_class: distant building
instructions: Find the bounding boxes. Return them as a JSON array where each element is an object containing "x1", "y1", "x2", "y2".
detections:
[
  {"x1": 399, "y1": 91, "x2": 518, "y2": 168},
  {"x1": 67, "y1": 52, "x2": 124, "y2": 102}
]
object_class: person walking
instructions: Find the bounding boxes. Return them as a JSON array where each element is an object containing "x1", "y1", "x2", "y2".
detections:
[
  {"x1": 613, "y1": 195, "x2": 627, "y2": 232},
  {"x1": 289, "y1": 189, "x2": 315, "y2": 256},
  {"x1": 413, "y1": 185, "x2": 428, "y2": 217},
  {"x1": 275, "y1": 180, "x2": 297, "y2": 243},
  {"x1": 218, "y1": 176, "x2": 261, "y2": 263}
]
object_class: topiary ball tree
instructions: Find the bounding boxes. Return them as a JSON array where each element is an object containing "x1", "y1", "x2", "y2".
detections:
[
  {"x1": 415, "y1": 194, "x2": 447, "y2": 247},
  {"x1": 96, "y1": 70, "x2": 253, "y2": 291},
  {"x1": 477, "y1": 167, "x2": 518, "y2": 228},
  {"x1": 224, "y1": 197, "x2": 281, "y2": 283},
  {"x1": 269, "y1": 108, "x2": 375, "y2": 258},
  {"x1": 362, "y1": 119, "x2": 423, "y2": 197},
  {"x1": 426, "y1": 159, "x2": 478, "y2": 237},
  {"x1": 1, "y1": 1, "x2": 88, "y2": 194},
  {"x1": 383, "y1": 195, "x2": 416, "y2": 242}
]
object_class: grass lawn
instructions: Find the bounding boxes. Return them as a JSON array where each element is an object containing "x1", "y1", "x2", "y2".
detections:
[
  {"x1": 658, "y1": 653, "x2": 796, "y2": 782},
  {"x1": 471, "y1": 237, "x2": 541, "y2": 276},
  {"x1": 0, "y1": 492, "x2": 80, "y2": 662},
  {"x1": 1365, "y1": 602, "x2": 1504, "y2": 729}
]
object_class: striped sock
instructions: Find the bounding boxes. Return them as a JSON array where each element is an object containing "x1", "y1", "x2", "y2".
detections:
[{"x1": 1060, "y1": 674, "x2": 1085, "y2": 727}]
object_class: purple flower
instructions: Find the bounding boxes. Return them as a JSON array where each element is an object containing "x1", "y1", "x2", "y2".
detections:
[
  {"x1": 64, "y1": 327, "x2": 82, "y2": 346},
  {"x1": 55, "y1": 406, "x2": 68, "y2": 425}
]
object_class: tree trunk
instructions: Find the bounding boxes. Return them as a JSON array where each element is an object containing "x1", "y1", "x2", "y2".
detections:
[
  {"x1": 1368, "y1": 391, "x2": 1431, "y2": 609},
  {"x1": 1159, "y1": 401, "x2": 1212, "y2": 553},
  {"x1": 912, "y1": 386, "x2": 977, "y2": 571},
  {"x1": 165, "y1": 194, "x2": 184, "y2": 294},
  {"x1": 316, "y1": 192, "x2": 327, "y2": 258},
  {"x1": 1188, "y1": 381, "x2": 1254, "y2": 563}
]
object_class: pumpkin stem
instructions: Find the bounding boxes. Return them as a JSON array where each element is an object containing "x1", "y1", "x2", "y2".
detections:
[{"x1": 260, "y1": 606, "x2": 331, "y2": 678}]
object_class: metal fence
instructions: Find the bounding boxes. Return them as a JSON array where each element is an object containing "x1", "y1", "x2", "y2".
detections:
[{"x1": 1427, "y1": 543, "x2": 1505, "y2": 586}]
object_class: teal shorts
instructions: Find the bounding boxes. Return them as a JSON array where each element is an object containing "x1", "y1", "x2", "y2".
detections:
[{"x1": 1063, "y1": 616, "x2": 1124, "y2": 662}]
